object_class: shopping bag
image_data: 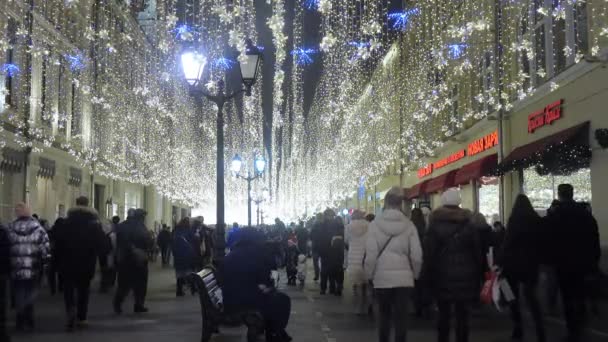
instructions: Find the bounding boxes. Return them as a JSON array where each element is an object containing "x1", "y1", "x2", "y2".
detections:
[
  {"x1": 499, "y1": 277, "x2": 516, "y2": 302},
  {"x1": 480, "y1": 270, "x2": 497, "y2": 304}
]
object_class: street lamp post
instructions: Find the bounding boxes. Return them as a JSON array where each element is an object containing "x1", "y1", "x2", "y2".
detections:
[
  {"x1": 181, "y1": 39, "x2": 262, "y2": 260},
  {"x1": 253, "y1": 188, "x2": 269, "y2": 226},
  {"x1": 231, "y1": 154, "x2": 266, "y2": 227}
]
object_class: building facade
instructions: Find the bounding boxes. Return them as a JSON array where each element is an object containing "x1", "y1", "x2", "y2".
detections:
[
  {"x1": 340, "y1": 1, "x2": 608, "y2": 249},
  {"x1": 0, "y1": 0, "x2": 191, "y2": 228}
]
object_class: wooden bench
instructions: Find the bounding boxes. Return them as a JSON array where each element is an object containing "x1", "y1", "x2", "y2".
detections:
[{"x1": 190, "y1": 267, "x2": 266, "y2": 342}]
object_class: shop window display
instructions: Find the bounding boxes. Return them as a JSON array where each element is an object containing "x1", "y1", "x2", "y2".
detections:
[
  {"x1": 478, "y1": 177, "x2": 500, "y2": 223},
  {"x1": 523, "y1": 167, "x2": 591, "y2": 212}
]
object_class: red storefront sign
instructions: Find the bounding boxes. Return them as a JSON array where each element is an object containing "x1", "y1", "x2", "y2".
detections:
[
  {"x1": 468, "y1": 130, "x2": 499, "y2": 156},
  {"x1": 528, "y1": 99, "x2": 564, "y2": 133},
  {"x1": 417, "y1": 164, "x2": 433, "y2": 178},
  {"x1": 433, "y1": 149, "x2": 465, "y2": 170},
  {"x1": 417, "y1": 131, "x2": 499, "y2": 178}
]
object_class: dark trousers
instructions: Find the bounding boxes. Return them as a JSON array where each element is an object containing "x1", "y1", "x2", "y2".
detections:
[
  {"x1": 328, "y1": 267, "x2": 344, "y2": 294},
  {"x1": 320, "y1": 256, "x2": 330, "y2": 292},
  {"x1": 47, "y1": 262, "x2": 60, "y2": 295},
  {"x1": 160, "y1": 247, "x2": 170, "y2": 265},
  {"x1": 507, "y1": 277, "x2": 546, "y2": 342},
  {"x1": 0, "y1": 276, "x2": 9, "y2": 340},
  {"x1": 312, "y1": 251, "x2": 320, "y2": 279},
  {"x1": 63, "y1": 277, "x2": 91, "y2": 321},
  {"x1": 557, "y1": 271, "x2": 587, "y2": 341},
  {"x1": 100, "y1": 267, "x2": 116, "y2": 292},
  {"x1": 437, "y1": 301, "x2": 470, "y2": 342},
  {"x1": 376, "y1": 287, "x2": 410, "y2": 342},
  {"x1": 260, "y1": 291, "x2": 291, "y2": 334},
  {"x1": 114, "y1": 265, "x2": 148, "y2": 309},
  {"x1": 13, "y1": 279, "x2": 36, "y2": 329}
]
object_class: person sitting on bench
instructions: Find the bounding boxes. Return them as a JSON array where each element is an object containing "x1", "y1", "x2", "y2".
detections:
[{"x1": 220, "y1": 228, "x2": 292, "y2": 342}]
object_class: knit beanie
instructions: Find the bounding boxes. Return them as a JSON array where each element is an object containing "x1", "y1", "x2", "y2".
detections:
[{"x1": 441, "y1": 188, "x2": 462, "y2": 207}]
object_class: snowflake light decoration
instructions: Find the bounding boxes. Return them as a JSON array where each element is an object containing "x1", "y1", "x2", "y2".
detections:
[
  {"x1": 1, "y1": 63, "x2": 20, "y2": 77},
  {"x1": 447, "y1": 43, "x2": 467, "y2": 59},
  {"x1": 388, "y1": 8, "x2": 420, "y2": 31},
  {"x1": 303, "y1": 0, "x2": 319, "y2": 11},
  {"x1": 213, "y1": 58, "x2": 236, "y2": 71},
  {"x1": 291, "y1": 48, "x2": 318, "y2": 65},
  {"x1": 173, "y1": 24, "x2": 197, "y2": 41},
  {"x1": 64, "y1": 53, "x2": 86, "y2": 72}
]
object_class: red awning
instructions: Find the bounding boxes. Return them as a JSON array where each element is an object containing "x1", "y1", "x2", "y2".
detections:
[
  {"x1": 499, "y1": 121, "x2": 590, "y2": 172},
  {"x1": 425, "y1": 170, "x2": 457, "y2": 194},
  {"x1": 406, "y1": 180, "x2": 430, "y2": 199},
  {"x1": 453, "y1": 154, "x2": 498, "y2": 186}
]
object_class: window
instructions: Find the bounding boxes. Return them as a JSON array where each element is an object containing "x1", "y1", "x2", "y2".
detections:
[
  {"x1": 552, "y1": 0, "x2": 567, "y2": 74},
  {"x1": 41, "y1": 53, "x2": 51, "y2": 126},
  {"x1": 3, "y1": 18, "x2": 18, "y2": 109},
  {"x1": 527, "y1": 0, "x2": 589, "y2": 85},
  {"x1": 70, "y1": 80, "x2": 80, "y2": 137},
  {"x1": 449, "y1": 85, "x2": 460, "y2": 133}
]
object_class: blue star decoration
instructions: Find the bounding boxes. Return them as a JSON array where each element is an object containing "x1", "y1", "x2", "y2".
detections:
[
  {"x1": 388, "y1": 8, "x2": 420, "y2": 31},
  {"x1": 303, "y1": 0, "x2": 319, "y2": 10},
  {"x1": 291, "y1": 48, "x2": 318, "y2": 65},
  {"x1": 213, "y1": 58, "x2": 236, "y2": 71},
  {"x1": 1, "y1": 63, "x2": 20, "y2": 77},
  {"x1": 448, "y1": 43, "x2": 467, "y2": 59},
  {"x1": 64, "y1": 53, "x2": 86, "y2": 72}
]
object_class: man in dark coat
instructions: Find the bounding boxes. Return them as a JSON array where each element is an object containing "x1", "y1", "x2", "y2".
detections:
[
  {"x1": 422, "y1": 189, "x2": 482, "y2": 342},
  {"x1": 295, "y1": 222, "x2": 309, "y2": 257},
  {"x1": 54, "y1": 196, "x2": 108, "y2": 330},
  {"x1": 113, "y1": 209, "x2": 153, "y2": 314},
  {"x1": 157, "y1": 225, "x2": 172, "y2": 267},
  {"x1": 318, "y1": 209, "x2": 339, "y2": 295},
  {"x1": 221, "y1": 228, "x2": 292, "y2": 342},
  {"x1": 544, "y1": 184, "x2": 600, "y2": 342},
  {"x1": 310, "y1": 214, "x2": 324, "y2": 281}
]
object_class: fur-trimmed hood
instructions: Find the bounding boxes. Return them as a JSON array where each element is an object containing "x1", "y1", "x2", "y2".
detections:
[
  {"x1": 67, "y1": 206, "x2": 99, "y2": 218},
  {"x1": 430, "y1": 206, "x2": 472, "y2": 224}
]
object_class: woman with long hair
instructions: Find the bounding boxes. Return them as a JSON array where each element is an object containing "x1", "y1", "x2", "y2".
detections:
[
  {"x1": 345, "y1": 210, "x2": 369, "y2": 314},
  {"x1": 498, "y1": 194, "x2": 546, "y2": 342},
  {"x1": 410, "y1": 208, "x2": 430, "y2": 318}
]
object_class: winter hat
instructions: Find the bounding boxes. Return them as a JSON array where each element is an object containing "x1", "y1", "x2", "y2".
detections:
[{"x1": 441, "y1": 188, "x2": 462, "y2": 207}]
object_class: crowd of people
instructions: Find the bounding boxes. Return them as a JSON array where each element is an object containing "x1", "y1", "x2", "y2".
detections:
[
  {"x1": 0, "y1": 181, "x2": 601, "y2": 342},
  {"x1": 292, "y1": 184, "x2": 600, "y2": 342}
]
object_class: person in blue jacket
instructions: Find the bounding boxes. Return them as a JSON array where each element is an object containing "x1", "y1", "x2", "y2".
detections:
[{"x1": 221, "y1": 228, "x2": 292, "y2": 342}]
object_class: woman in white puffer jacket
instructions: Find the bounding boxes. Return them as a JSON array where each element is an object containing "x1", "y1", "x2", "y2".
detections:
[
  {"x1": 345, "y1": 210, "x2": 369, "y2": 314},
  {"x1": 364, "y1": 186, "x2": 423, "y2": 342}
]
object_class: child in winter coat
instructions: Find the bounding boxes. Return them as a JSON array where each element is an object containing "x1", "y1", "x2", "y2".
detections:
[
  {"x1": 286, "y1": 238, "x2": 299, "y2": 286},
  {"x1": 297, "y1": 254, "x2": 307, "y2": 289},
  {"x1": 7, "y1": 203, "x2": 50, "y2": 331}
]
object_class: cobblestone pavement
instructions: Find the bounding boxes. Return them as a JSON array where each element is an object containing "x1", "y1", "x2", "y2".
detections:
[{"x1": 9, "y1": 263, "x2": 608, "y2": 342}]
